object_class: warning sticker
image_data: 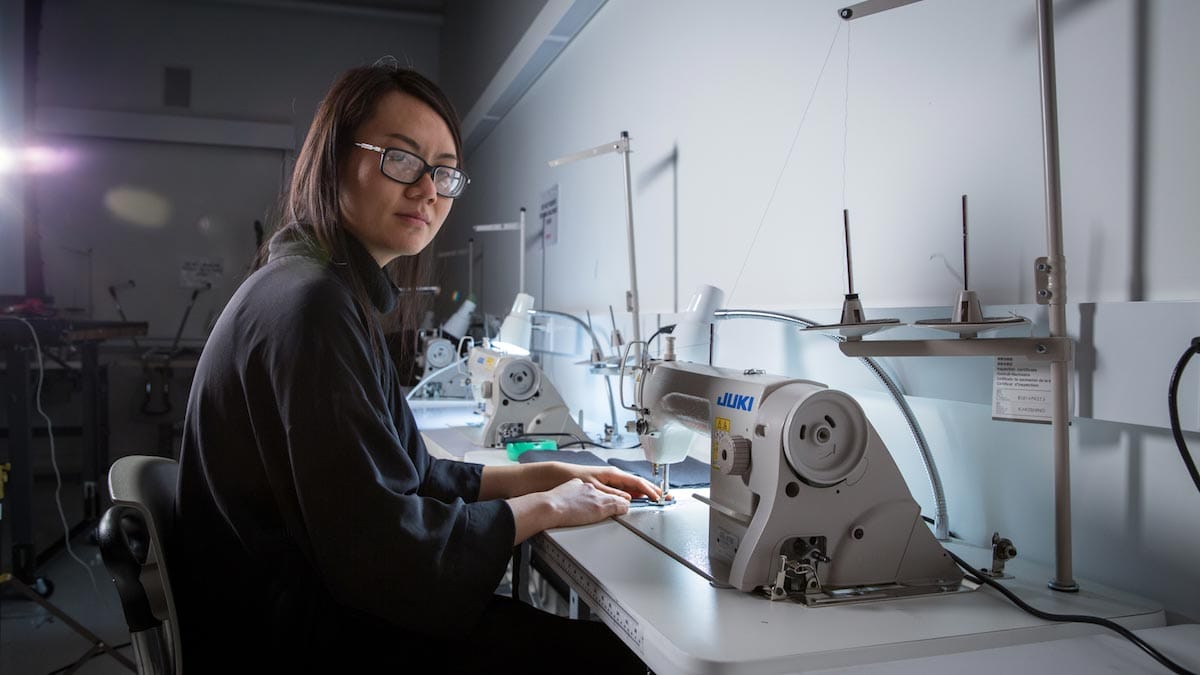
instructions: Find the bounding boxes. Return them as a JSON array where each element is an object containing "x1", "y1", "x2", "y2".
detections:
[{"x1": 993, "y1": 356, "x2": 1054, "y2": 424}]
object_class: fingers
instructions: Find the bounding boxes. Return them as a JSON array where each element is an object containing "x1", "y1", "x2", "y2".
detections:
[
  {"x1": 567, "y1": 481, "x2": 631, "y2": 522},
  {"x1": 588, "y1": 479, "x2": 632, "y2": 501},
  {"x1": 609, "y1": 473, "x2": 661, "y2": 500},
  {"x1": 583, "y1": 467, "x2": 660, "y2": 499}
]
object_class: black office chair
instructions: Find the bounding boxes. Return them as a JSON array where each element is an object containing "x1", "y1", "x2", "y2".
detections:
[{"x1": 98, "y1": 456, "x2": 183, "y2": 675}]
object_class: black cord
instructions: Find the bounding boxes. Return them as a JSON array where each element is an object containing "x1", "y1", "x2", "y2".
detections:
[
  {"x1": 920, "y1": 514, "x2": 959, "y2": 539},
  {"x1": 1167, "y1": 337, "x2": 1200, "y2": 496},
  {"x1": 947, "y1": 550, "x2": 1195, "y2": 675},
  {"x1": 506, "y1": 432, "x2": 590, "y2": 447},
  {"x1": 508, "y1": 433, "x2": 643, "y2": 451},
  {"x1": 557, "y1": 440, "x2": 604, "y2": 449},
  {"x1": 645, "y1": 324, "x2": 677, "y2": 353}
]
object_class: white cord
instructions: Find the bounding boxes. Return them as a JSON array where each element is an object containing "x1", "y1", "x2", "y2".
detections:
[{"x1": 0, "y1": 316, "x2": 104, "y2": 600}]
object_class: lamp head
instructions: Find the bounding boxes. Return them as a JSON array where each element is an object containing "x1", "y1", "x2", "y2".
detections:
[
  {"x1": 491, "y1": 292, "x2": 535, "y2": 355},
  {"x1": 672, "y1": 285, "x2": 725, "y2": 363}
]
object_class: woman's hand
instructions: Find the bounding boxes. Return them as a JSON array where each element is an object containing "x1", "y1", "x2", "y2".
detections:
[
  {"x1": 549, "y1": 463, "x2": 661, "y2": 502},
  {"x1": 543, "y1": 478, "x2": 632, "y2": 528},
  {"x1": 480, "y1": 460, "x2": 661, "y2": 502},
  {"x1": 503, "y1": 463, "x2": 664, "y2": 543}
]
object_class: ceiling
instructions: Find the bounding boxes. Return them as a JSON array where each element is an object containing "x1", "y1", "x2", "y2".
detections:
[
  {"x1": 285, "y1": 0, "x2": 444, "y2": 11},
  {"x1": 194, "y1": 0, "x2": 446, "y2": 21}
]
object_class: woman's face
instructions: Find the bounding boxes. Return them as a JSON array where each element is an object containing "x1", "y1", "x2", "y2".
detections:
[{"x1": 339, "y1": 90, "x2": 458, "y2": 266}]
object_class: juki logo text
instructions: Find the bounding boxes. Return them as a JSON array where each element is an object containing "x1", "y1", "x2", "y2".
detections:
[{"x1": 716, "y1": 392, "x2": 754, "y2": 412}]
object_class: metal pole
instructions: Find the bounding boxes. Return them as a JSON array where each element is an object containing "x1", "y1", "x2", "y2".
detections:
[
  {"x1": 518, "y1": 208, "x2": 526, "y2": 296},
  {"x1": 961, "y1": 194, "x2": 969, "y2": 291},
  {"x1": 619, "y1": 131, "x2": 643, "y2": 360},
  {"x1": 1036, "y1": 0, "x2": 1077, "y2": 592},
  {"x1": 467, "y1": 237, "x2": 474, "y2": 300},
  {"x1": 843, "y1": 209, "x2": 855, "y2": 294}
]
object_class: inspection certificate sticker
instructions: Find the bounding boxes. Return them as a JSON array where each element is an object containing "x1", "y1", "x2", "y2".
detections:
[{"x1": 992, "y1": 356, "x2": 1053, "y2": 424}]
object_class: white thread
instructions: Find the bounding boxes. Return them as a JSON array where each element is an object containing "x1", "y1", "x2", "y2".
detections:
[{"x1": 729, "y1": 21, "x2": 845, "y2": 303}]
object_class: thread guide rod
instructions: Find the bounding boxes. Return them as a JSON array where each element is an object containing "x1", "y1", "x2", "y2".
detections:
[
  {"x1": 843, "y1": 209, "x2": 855, "y2": 295},
  {"x1": 962, "y1": 194, "x2": 969, "y2": 292}
]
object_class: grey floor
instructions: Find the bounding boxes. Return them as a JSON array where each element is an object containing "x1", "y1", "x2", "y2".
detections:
[
  {"x1": 2, "y1": 473, "x2": 134, "y2": 675},
  {"x1": 1, "y1": 530, "x2": 134, "y2": 674}
]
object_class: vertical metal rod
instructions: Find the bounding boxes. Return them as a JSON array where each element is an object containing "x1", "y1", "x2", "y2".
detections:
[
  {"x1": 961, "y1": 194, "x2": 969, "y2": 291},
  {"x1": 620, "y1": 131, "x2": 643, "y2": 361},
  {"x1": 1036, "y1": 0, "x2": 1077, "y2": 592},
  {"x1": 708, "y1": 322, "x2": 715, "y2": 366},
  {"x1": 6, "y1": 347, "x2": 34, "y2": 581},
  {"x1": 171, "y1": 285, "x2": 208, "y2": 354},
  {"x1": 541, "y1": 207, "x2": 547, "y2": 309},
  {"x1": 518, "y1": 208, "x2": 526, "y2": 296},
  {"x1": 843, "y1": 209, "x2": 855, "y2": 295},
  {"x1": 467, "y1": 237, "x2": 474, "y2": 299}
]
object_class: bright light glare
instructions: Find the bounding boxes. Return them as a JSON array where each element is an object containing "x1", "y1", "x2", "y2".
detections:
[
  {"x1": 488, "y1": 340, "x2": 530, "y2": 356},
  {"x1": 0, "y1": 147, "x2": 16, "y2": 173},
  {"x1": 104, "y1": 186, "x2": 172, "y2": 228},
  {"x1": 0, "y1": 144, "x2": 76, "y2": 174}
]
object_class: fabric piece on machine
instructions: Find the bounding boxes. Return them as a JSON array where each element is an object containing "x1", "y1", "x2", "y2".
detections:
[
  {"x1": 606, "y1": 456, "x2": 711, "y2": 488},
  {"x1": 516, "y1": 450, "x2": 611, "y2": 467}
]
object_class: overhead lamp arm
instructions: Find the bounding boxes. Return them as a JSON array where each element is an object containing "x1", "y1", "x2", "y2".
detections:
[
  {"x1": 548, "y1": 131, "x2": 642, "y2": 361},
  {"x1": 472, "y1": 208, "x2": 527, "y2": 296}
]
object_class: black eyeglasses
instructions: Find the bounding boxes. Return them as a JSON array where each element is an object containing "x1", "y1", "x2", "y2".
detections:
[{"x1": 353, "y1": 142, "x2": 470, "y2": 199}]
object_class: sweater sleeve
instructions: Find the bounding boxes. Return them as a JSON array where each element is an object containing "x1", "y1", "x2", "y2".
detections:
[
  {"x1": 391, "y1": 394, "x2": 489, "y2": 503},
  {"x1": 254, "y1": 275, "x2": 515, "y2": 636}
]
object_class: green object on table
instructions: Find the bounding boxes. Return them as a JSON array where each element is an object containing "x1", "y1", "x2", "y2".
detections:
[{"x1": 506, "y1": 439, "x2": 558, "y2": 461}]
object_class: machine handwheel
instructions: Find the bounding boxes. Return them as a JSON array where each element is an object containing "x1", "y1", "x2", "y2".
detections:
[
  {"x1": 497, "y1": 359, "x2": 540, "y2": 401},
  {"x1": 782, "y1": 390, "x2": 868, "y2": 486}
]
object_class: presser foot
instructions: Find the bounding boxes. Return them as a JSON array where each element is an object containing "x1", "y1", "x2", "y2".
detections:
[{"x1": 630, "y1": 494, "x2": 676, "y2": 508}]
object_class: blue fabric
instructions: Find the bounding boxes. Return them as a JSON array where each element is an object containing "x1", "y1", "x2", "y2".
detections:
[
  {"x1": 607, "y1": 456, "x2": 711, "y2": 488},
  {"x1": 516, "y1": 450, "x2": 610, "y2": 467}
]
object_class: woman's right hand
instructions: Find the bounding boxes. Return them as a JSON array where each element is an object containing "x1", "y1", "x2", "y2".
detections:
[
  {"x1": 506, "y1": 478, "x2": 631, "y2": 544},
  {"x1": 545, "y1": 477, "x2": 631, "y2": 528}
]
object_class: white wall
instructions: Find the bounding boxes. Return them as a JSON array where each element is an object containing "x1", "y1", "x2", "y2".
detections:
[
  {"x1": 442, "y1": 0, "x2": 1200, "y2": 621},
  {"x1": 10, "y1": 1, "x2": 441, "y2": 462},
  {"x1": 29, "y1": 0, "x2": 441, "y2": 341}
]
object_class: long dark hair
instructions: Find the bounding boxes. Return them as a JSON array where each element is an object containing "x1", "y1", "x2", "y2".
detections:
[{"x1": 258, "y1": 63, "x2": 464, "y2": 363}]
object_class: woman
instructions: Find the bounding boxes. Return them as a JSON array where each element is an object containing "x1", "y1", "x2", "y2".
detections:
[{"x1": 176, "y1": 63, "x2": 657, "y2": 673}]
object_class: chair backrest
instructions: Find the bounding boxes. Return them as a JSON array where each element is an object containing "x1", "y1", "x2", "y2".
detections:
[{"x1": 99, "y1": 455, "x2": 182, "y2": 675}]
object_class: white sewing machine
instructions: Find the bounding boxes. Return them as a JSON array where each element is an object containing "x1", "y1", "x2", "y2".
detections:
[
  {"x1": 630, "y1": 342, "x2": 963, "y2": 605},
  {"x1": 410, "y1": 331, "x2": 471, "y2": 399},
  {"x1": 466, "y1": 341, "x2": 589, "y2": 448}
]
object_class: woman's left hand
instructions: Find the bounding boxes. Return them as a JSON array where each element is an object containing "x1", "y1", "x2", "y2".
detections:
[{"x1": 552, "y1": 463, "x2": 662, "y2": 502}]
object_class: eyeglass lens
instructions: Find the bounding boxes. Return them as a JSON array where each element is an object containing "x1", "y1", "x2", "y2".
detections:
[{"x1": 382, "y1": 148, "x2": 467, "y2": 197}]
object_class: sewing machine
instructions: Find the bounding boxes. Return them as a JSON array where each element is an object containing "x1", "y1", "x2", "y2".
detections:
[
  {"x1": 466, "y1": 341, "x2": 589, "y2": 447},
  {"x1": 410, "y1": 330, "x2": 471, "y2": 399},
  {"x1": 630, "y1": 343, "x2": 963, "y2": 605}
]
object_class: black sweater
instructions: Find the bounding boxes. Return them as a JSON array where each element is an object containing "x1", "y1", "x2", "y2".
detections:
[{"x1": 175, "y1": 226, "x2": 515, "y2": 667}]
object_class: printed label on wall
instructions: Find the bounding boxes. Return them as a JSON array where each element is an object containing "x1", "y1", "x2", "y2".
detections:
[
  {"x1": 179, "y1": 256, "x2": 223, "y2": 289},
  {"x1": 540, "y1": 184, "x2": 558, "y2": 245},
  {"x1": 992, "y1": 356, "x2": 1054, "y2": 424}
]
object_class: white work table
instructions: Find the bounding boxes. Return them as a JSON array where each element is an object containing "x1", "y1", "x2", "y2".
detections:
[
  {"x1": 806, "y1": 623, "x2": 1199, "y2": 674},
  {"x1": 413, "y1": 402, "x2": 1193, "y2": 675}
]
